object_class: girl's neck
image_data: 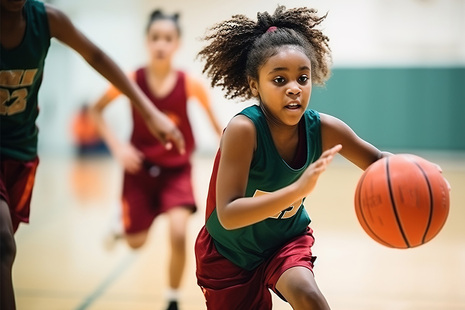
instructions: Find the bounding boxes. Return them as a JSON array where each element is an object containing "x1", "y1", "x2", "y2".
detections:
[
  {"x1": 145, "y1": 62, "x2": 178, "y2": 99},
  {"x1": 147, "y1": 62, "x2": 174, "y2": 80},
  {"x1": 1, "y1": 8, "x2": 24, "y2": 22},
  {"x1": 260, "y1": 103, "x2": 300, "y2": 163},
  {"x1": 260, "y1": 103, "x2": 299, "y2": 136}
]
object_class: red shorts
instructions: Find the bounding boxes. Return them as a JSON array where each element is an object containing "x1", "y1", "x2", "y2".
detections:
[
  {"x1": 0, "y1": 157, "x2": 39, "y2": 232},
  {"x1": 122, "y1": 163, "x2": 196, "y2": 234},
  {"x1": 195, "y1": 226, "x2": 317, "y2": 309}
]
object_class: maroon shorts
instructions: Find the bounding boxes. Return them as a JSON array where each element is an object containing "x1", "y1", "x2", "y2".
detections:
[
  {"x1": 122, "y1": 163, "x2": 196, "y2": 234},
  {"x1": 0, "y1": 157, "x2": 39, "y2": 232},
  {"x1": 195, "y1": 226, "x2": 316, "y2": 309}
]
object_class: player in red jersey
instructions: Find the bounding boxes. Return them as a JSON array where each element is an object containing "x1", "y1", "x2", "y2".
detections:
[{"x1": 91, "y1": 9, "x2": 222, "y2": 310}]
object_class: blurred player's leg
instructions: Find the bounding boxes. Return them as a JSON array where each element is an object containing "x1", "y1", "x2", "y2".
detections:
[
  {"x1": 165, "y1": 207, "x2": 191, "y2": 310},
  {"x1": 0, "y1": 199, "x2": 16, "y2": 310},
  {"x1": 103, "y1": 203, "x2": 124, "y2": 251}
]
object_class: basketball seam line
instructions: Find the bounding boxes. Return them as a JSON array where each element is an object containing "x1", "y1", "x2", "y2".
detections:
[
  {"x1": 412, "y1": 162, "x2": 434, "y2": 244},
  {"x1": 386, "y1": 158, "x2": 410, "y2": 248},
  {"x1": 358, "y1": 165, "x2": 393, "y2": 248}
]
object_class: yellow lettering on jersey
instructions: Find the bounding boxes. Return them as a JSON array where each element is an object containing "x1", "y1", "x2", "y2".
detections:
[
  {"x1": 253, "y1": 189, "x2": 303, "y2": 220},
  {"x1": 0, "y1": 70, "x2": 23, "y2": 87},
  {"x1": 20, "y1": 69, "x2": 38, "y2": 86},
  {"x1": 0, "y1": 88, "x2": 28, "y2": 115},
  {"x1": 0, "y1": 69, "x2": 37, "y2": 87}
]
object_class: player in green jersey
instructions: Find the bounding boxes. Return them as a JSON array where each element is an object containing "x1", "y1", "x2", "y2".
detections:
[
  {"x1": 0, "y1": 1, "x2": 184, "y2": 309},
  {"x1": 194, "y1": 6, "x2": 391, "y2": 310}
]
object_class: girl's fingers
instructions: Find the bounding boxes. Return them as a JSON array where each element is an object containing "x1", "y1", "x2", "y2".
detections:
[
  {"x1": 328, "y1": 144, "x2": 342, "y2": 155},
  {"x1": 319, "y1": 145, "x2": 341, "y2": 164},
  {"x1": 320, "y1": 144, "x2": 342, "y2": 159}
]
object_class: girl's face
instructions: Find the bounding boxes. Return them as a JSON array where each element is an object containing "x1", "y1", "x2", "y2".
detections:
[
  {"x1": 249, "y1": 46, "x2": 312, "y2": 127},
  {"x1": 146, "y1": 19, "x2": 179, "y2": 64}
]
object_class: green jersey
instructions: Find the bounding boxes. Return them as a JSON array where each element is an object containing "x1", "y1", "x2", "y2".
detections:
[
  {"x1": 1, "y1": 0, "x2": 51, "y2": 161},
  {"x1": 205, "y1": 104, "x2": 322, "y2": 270}
]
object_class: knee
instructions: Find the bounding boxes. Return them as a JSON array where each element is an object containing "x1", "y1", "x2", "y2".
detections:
[
  {"x1": 291, "y1": 285, "x2": 329, "y2": 310},
  {"x1": 278, "y1": 266, "x2": 330, "y2": 310},
  {"x1": 125, "y1": 232, "x2": 148, "y2": 249},
  {"x1": 170, "y1": 228, "x2": 187, "y2": 252},
  {"x1": 127, "y1": 240, "x2": 144, "y2": 250}
]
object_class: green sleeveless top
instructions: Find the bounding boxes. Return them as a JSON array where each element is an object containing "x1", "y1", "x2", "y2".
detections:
[
  {"x1": 0, "y1": 0, "x2": 51, "y2": 161},
  {"x1": 206, "y1": 105, "x2": 322, "y2": 270}
]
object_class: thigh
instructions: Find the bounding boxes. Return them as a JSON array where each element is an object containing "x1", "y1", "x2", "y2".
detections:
[
  {"x1": 195, "y1": 227, "x2": 272, "y2": 310},
  {"x1": 264, "y1": 227, "x2": 317, "y2": 300},
  {"x1": 0, "y1": 198, "x2": 14, "y2": 238},
  {"x1": 167, "y1": 207, "x2": 191, "y2": 239}
]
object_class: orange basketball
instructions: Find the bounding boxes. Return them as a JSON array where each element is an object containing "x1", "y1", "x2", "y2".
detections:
[{"x1": 354, "y1": 154, "x2": 450, "y2": 248}]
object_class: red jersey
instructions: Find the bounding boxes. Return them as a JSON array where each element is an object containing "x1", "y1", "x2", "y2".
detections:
[{"x1": 130, "y1": 68, "x2": 195, "y2": 167}]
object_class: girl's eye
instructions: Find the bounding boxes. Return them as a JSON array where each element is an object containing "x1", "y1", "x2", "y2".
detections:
[
  {"x1": 165, "y1": 35, "x2": 175, "y2": 42},
  {"x1": 299, "y1": 75, "x2": 309, "y2": 84},
  {"x1": 273, "y1": 77, "x2": 286, "y2": 84}
]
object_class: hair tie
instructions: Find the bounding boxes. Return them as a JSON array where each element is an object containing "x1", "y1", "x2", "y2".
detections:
[{"x1": 266, "y1": 26, "x2": 278, "y2": 33}]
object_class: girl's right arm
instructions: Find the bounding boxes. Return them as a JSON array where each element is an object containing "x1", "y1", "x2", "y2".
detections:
[
  {"x1": 90, "y1": 85, "x2": 144, "y2": 174},
  {"x1": 216, "y1": 115, "x2": 341, "y2": 230}
]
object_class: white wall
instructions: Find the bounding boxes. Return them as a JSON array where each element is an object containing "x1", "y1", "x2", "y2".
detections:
[{"x1": 37, "y1": 0, "x2": 465, "y2": 155}]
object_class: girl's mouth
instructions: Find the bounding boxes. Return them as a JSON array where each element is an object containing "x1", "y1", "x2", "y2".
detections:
[{"x1": 285, "y1": 103, "x2": 301, "y2": 110}]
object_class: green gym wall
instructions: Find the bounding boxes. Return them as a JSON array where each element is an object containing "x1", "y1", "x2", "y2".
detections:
[{"x1": 311, "y1": 67, "x2": 465, "y2": 151}]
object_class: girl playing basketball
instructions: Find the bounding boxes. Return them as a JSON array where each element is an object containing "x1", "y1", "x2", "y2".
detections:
[
  {"x1": 0, "y1": 1, "x2": 184, "y2": 309},
  {"x1": 91, "y1": 9, "x2": 222, "y2": 310},
  {"x1": 194, "y1": 6, "x2": 391, "y2": 309}
]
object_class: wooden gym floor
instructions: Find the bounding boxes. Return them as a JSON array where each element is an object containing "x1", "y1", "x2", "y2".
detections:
[{"x1": 13, "y1": 152, "x2": 465, "y2": 310}]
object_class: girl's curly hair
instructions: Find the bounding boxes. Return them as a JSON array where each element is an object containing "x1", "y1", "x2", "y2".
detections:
[{"x1": 198, "y1": 5, "x2": 332, "y2": 100}]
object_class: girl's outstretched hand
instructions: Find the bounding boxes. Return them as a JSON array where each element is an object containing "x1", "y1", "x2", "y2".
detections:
[{"x1": 297, "y1": 144, "x2": 342, "y2": 198}]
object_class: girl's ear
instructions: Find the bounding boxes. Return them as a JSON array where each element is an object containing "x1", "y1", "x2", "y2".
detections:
[{"x1": 248, "y1": 78, "x2": 259, "y2": 97}]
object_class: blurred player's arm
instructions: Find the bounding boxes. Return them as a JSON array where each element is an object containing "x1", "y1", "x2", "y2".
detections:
[
  {"x1": 44, "y1": 4, "x2": 184, "y2": 153},
  {"x1": 89, "y1": 83, "x2": 144, "y2": 174},
  {"x1": 186, "y1": 74, "x2": 223, "y2": 136}
]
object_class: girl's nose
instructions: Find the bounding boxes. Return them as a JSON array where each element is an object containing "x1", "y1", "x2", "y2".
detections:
[{"x1": 286, "y1": 84, "x2": 301, "y2": 96}]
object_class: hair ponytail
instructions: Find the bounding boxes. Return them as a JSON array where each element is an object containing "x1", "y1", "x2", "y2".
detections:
[
  {"x1": 198, "y1": 5, "x2": 331, "y2": 101},
  {"x1": 146, "y1": 9, "x2": 182, "y2": 36}
]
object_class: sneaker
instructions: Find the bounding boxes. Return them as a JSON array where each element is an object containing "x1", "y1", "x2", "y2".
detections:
[
  {"x1": 166, "y1": 300, "x2": 178, "y2": 310},
  {"x1": 103, "y1": 229, "x2": 123, "y2": 251},
  {"x1": 103, "y1": 205, "x2": 124, "y2": 251}
]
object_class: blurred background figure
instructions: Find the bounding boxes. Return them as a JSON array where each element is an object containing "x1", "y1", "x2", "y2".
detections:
[
  {"x1": 91, "y1": 9, "x2": 222, "y2": 310},
  {"x1": 71, "y1": 104, "x2": 109, "y2": 157}
]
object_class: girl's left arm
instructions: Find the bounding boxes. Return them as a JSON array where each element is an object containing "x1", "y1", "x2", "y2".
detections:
[
  {"x1": 186, "y1": 74, "x2": 223, "y2": 136},
  {"x1": 320, "y1": 113, "x2": 392, "y2": 170}
]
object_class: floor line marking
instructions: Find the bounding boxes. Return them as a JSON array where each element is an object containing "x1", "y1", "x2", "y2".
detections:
[{"x1": 75, "y1": 252, "x2": 137, "y2": 310}]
